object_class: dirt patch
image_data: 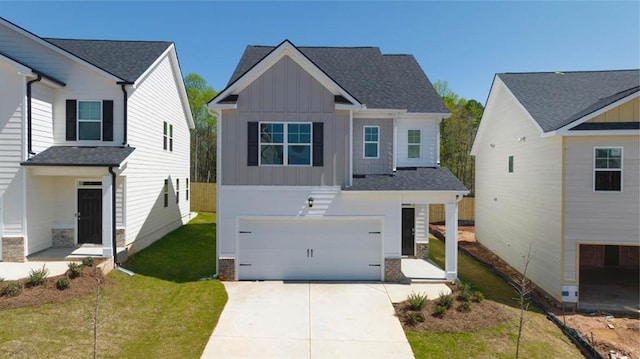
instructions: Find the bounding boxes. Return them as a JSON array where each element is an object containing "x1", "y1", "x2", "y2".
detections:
[
  {"x1": 430, "y1": 224, "x2": 640, "y2": 359},
  {"x1": 395, "y1": 283, "x2": 512, "y2": 332},
  {"x1": 0, "y1": 262, "x2": 108, "y2": 310},
  {"x1": 430, "y1": 224, "x2": 476, "y2": 242}
]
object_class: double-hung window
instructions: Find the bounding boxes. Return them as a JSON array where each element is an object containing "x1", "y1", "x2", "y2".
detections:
[
  {"x1": 185, "y1": 178, "x2": 189, "y2": 200},
  {"x1": 363, "y1": 126, "x2": 379, "y2": 159},
  {"x1": 163, "y1": 179, "x2": 169, "y2": 207},
  {"x1": 408, "y1": 130, "x2": 421, "y2": 159},
  {"x1": 259, "y1": 122, "x2": 311, "y2": 166},
  {"x1": 78, "y1": 101, "x2": 102, "y2": 140},
  {"x1": 163, "y1": 122, "x2": 173, "y2": 151},
  {"x1": 594, "y1": 147, "x2": 622, "y2": 191},
  {"x1": 176, "y1": 179, "x2": 180, "y2": 203}
]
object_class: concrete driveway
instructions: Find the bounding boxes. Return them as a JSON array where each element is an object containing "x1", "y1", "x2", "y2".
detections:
[{"x1": 201, "y1": 281, "x2": 441, "y2": 359}]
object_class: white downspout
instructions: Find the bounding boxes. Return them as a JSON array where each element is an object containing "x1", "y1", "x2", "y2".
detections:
[
  {"x1": 393, "y1": 112, "x2": 398, "y2": 171},
  {"x1": 349, "y1": 110, "x2": 353, "y2": 187}
]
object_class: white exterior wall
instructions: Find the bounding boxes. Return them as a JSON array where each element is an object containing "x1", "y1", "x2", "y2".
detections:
[
  {"x1": 25, "y1": 175, "x2": 54, "y2": 253},
  {"x1": 474, "y1": 79, "x2": 564, "y2": 300},
  {"x1": 563, "y1": 135, "x2": 640, "y2": 282},
  {"x1": 31, "y1": 83, "x2": 54, "y2": 153},
  {"x1": 396, "y1": 117, "x2": 439, "y2": 167},
  {"x1": 0, "y1": 61, "x2": 26, "y2": 237},
  {"x1": 125, "y1": 54, "x2": 191, "y2": 253}
]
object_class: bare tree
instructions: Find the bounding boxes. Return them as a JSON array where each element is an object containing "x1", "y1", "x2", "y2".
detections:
[{"x1": 515, "y1": 245, "x2": 535, "y2": 359}]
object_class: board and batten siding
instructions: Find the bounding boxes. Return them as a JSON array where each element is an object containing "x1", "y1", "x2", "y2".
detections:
[
  {"x1": 0, "y1": 62, "x2": 26, "y2": 236},
  {"x1": 353, "y1": 118, "x2": 393, "y2": 175},
  {"x1": 396, "y1": 118, "x2": 439, "y2": 167},
  {"x1": 125, "y1": 54, "x2": 191, "y2": 253},
  {"x1": 563, "y1": 135, "x2": 640, "y2": 282},
  {"x1": 585, "y1": 97, "x2": 639, "y2": 123},
  {"x1": 221, "y1": 56, "x2": 349, "y2": 186},
  {"x1": 474, "y1": 79, "x2": 563, "y2": 300}
]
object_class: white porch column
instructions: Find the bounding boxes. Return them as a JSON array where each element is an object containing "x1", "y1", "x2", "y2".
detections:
[
  {"x1": 445, "y1": 202, "x2": 458, "y2": 281},
  {"x1": 102, "y1": 175, "x2": 113, "y2": 258}
]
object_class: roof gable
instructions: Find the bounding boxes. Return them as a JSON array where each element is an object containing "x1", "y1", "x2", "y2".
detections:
[
  {"x1": 212, "y1": 40, "x2": 448, "y2": 114},
  {"x1": 498, "y1": 70, "x2": 640, "y2": 132}
]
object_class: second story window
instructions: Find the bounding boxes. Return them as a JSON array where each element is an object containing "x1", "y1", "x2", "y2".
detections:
[
  {"x1": 78, "y1": 101, "x2": 102, "y2": 141},
  {"x1": 169, "y1": 124, "x2": 174, "y2": 151},
  {"x1": 594, "y1": 147, "x2": 622, "y2": 191},
  {"x1": 163, "y1": 122, "x2": 168, "y2": 150},
  {"x1": 363, "y1": 126, "x2": 379, "y2": 159},
  {"x1": 508, "y1": 155, "x2": 514, "y2": 173},
  {"x1": 259, "y1": 122, "x2": 311, "y2": 166},
  {"x1": 408, "y1": 130, "x2": 421, "y2": 159},
  {"x1": 163, "y1": 179, "x2": 169, "y2": 207},
  {"x1": 186, "y1": 178, "x2": 189, "y2": 200}
]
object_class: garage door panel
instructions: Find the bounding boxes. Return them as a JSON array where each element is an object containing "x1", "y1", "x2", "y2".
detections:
[{"x1": 238, "y1": 218, "x2": 382, "y2": 281}]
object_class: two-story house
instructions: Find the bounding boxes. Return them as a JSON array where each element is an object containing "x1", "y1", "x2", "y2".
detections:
[
  {"x1": 208, "y1": 40, "x2": 467, "y2": 282},
  {"x1": 0, "y1": 17, "x2": 194, "y2": 263},
  {"x1": 471, "y1": 70, "x2": 639, "y2": 310}
]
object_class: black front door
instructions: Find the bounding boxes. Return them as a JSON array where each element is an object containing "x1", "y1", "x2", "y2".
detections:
[
  {"x1": 604, "y1": 245, "x2": 619, "y2": 267},
  {"x1": 78, "y1": 189, "x2": 102, "y2": 244},
  {"x1": 401, "y1": 207, "x2": 415, "y2": 256}
]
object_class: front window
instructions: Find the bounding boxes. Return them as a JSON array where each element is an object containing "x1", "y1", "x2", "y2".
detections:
[
  {"x1": 594, "y1": 147, "x2": 622, "y2": 191},
  {"x1": 408, "y1": 130, "x2": 421, "y2": 159},
  {"x1": 363, "y1": 126, "x2": 379, "y2": 159},
  {"x1": 259, "y1": 122, "x2": 311, "y2": 166},
  {"x1": 78, "y1": 101, "x2": 101, "y2": 140}
]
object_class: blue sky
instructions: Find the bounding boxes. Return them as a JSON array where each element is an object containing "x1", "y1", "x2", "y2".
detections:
[{"x1": 1, "y1": 1, "x2": 638, "y2": 104}]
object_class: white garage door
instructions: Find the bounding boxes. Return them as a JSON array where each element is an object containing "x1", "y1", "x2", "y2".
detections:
[{"x1": 238, "y1": 218, "x2": 382, "y2": 281}]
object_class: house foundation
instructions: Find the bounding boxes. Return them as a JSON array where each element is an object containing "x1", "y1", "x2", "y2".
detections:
[
  {"x1": 219, "y1": 257, "x2": 235, "y2": 281},
  {"x1": 52, "y1": 228, "x2": 74, "y2": 247},
  {"x1": 2, "y1": 237, "x2": 25, "y2": 262},
  {"x1": 116, "y1": 228, "x2": 126, "y2": 247},
  {"x1": 384, "y1": 258, "x2": 403, "y2": 282},
  {"x1": 416, "y1": 243, "x2": 429, "y2": 260}
]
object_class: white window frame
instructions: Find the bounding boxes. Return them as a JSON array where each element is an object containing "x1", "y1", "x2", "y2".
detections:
[
  {"x1": 77, "y1": 100, "x2": 102, "y2": 141},
  {"x1": 407, "y1": 129, "x2": 421, "y2": 159},
  {"x1": 258, "y1": 121, "x2": 313, "y2": 166},
  {"x1": 363, "y1": 125, "x2": 380, "y2": 159},
  {"x1": 593, "y1": 146, "x2": 623, "y2": 192}
]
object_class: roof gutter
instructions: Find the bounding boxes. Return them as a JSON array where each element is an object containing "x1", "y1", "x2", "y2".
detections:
[
  {"x1": 26, "y1": 73, "x2": 42, "y2": 156},
  {"x1": 118, "y1": 82, "x2": 133, "y2": 146},
  {"x1": 108, "y1": 166, "x2": 119, "y2": 266}
]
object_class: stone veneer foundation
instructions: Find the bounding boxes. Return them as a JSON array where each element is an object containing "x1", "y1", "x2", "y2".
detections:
[
  {"x1": 218, "y1": 257, "x2": 235, "y2": 281},
  {"x1": 2, "y1": 237, "x2": 25, "y2": 262},
  {"x1": 116, "y1": 228, "x2": 126, "y2": 247},
  {"x1": 52, "y1": 228, "x2": 74, "y2": 248},
  {"x1": 384, "y1": 258, "x2": 404, "y2": 282},
  {"x1": 416, "y1": 243, "x2": 429, "y2": 260}
]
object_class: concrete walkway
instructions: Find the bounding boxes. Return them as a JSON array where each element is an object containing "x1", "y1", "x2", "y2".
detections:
[
  {"x1": 201, "y1": 281, "x2": 451, "y2": 359},
  {"x1": 0, "y1": 261, "x2": 76, "y2": 281}
]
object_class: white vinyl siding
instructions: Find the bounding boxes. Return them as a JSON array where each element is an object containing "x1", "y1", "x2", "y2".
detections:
[
  {"x1": 396, "y1": 117, "x2": 439, "y2": 167},
  {"x1": 564, "y1": 136, "x2": 639, "y2": 282},
  {"x1": 474, "y1": 78, "x2": 563, "y2": 301},
  {"x1": 31, "y1": 84, "x2": 54, "y2": 153}
]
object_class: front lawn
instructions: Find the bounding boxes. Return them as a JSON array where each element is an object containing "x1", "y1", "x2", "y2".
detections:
[
  {"x1": 0, "y1": 212, "x2": 226, "y2": 359},
  {"x1": 404, "y1": 236, "x2": 582, "y2": 359}
]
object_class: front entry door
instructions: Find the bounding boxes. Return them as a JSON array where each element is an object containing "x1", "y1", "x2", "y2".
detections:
[
  {"x1": 77, "y1": 189, "x2": 102, "y2": 244},
  {"x1": 402, "y1": 207, "x2": 415, "y2": 256}
]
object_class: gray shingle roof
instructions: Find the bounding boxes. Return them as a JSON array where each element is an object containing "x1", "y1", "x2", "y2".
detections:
[
  {"x1": 44, "y1": 38, "x2": 172, "y2": 82},
  {"x1": 21, "y1": 146, "x2": 135, "y2": 167},
  {"x1": 498, "y1": 70, "x2": 640, "y2": 132},
  {"x1": 225, "y1": 43, "x2": 448, "y2": 113},
  {"x1": 345, "y1": 167, "x2": 468, "y2": 192}
]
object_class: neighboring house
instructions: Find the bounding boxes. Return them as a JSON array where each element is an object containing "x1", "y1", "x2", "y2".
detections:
[
  {"x1": 0, "y1": 17, "x2": 194, "y2": 262},
  {"x1": 471, "y1": 70, "x2": 639, "y2": 310},
  {"x1": 208, "y1": 40, "x2": 467, "y2": 282}
]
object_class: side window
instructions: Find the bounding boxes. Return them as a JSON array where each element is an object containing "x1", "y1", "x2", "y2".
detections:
[
  {"x1": 594, "y1": 147, "x2": 622, "y2": 191},
  {"x1": 163, "y1": 179, "x2": 169, "y2": 207},
  {"x1": 176, "y1": 179, "x2": 180, "y2": 203},
  {"x1": 163, "y1": 122, "x2": 168, "y2": 150},
  {"x1": 508, "y1": 155, "x2": 514, "y2": 173},
  {"x1": 408, "y1": 130, "x2": 421, "y2": 159},
  {"x1": 363, "y1": 126, "x2": 379, "y2": 159},
  {"x1": 169, "y1": 124, "x2": 174, "y2": 152},
  {"x1": 186, "y1": 178, "x2": 189, "y2": 200}
]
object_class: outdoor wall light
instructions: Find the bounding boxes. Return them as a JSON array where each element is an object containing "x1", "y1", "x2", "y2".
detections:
[{"x1": 307, "y1": 197, "x2": 314, "y2": 208}]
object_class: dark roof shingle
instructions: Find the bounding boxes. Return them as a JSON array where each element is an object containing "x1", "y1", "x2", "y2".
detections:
[
  {"x1": 225, "y1": 44, "x2": 448, "y2": 113},
  {"x1": 21, "y1": 146, "x2": 135, "y2": 167},
  {"x1": 44, "y1": 38, "x2": 172, "y2": 82},
  {"x1": 345, "y1": 167, "x2": 467, "y2": 192},
  {"x1": 498, "y1": 70, "x2": 640, "y2": 132}
]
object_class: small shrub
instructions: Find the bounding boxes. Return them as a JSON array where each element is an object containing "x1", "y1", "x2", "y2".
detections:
[
  {"x1": 407, "y1": 292, "x2": 428, "y2": 311},
  {"x1": 471, "y1": 290, "x2": 485, "y2": 303},
  {"x1": 27, "y1": 265, "x2": 49, "y2": 287},
  {"x1": 405, "y1": 311, "x2": 425, "y2": 325},
  {"x1": 432, "y1": 304, "x2": 447, "y2": 318},
  {"x1": 0, "y1": 276, "x2": 4, "y2": 282},
  {"x1": 457, "y1": 282, "x2": 473, "y2": 302},
  {"x1": 56, "y1": 278, "x2": 71, "y2": 290},
  {"x1": 437, "y1": 292, "x2": 454, "y2": 309},
  {"x1": 0, "y1": 282, "x2": 23, "y2": 297},
  {"x1": 67, "y1": 262, "x2": 83, "y2": 279},
  {"x1": 457, "y1": 301, "x2": 472, "y2": 313},
  {"x1": 82, "y1": 257, "x2": 95, "y2": 267}
]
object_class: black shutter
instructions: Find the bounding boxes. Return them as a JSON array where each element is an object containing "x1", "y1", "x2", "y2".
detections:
[
  {"x1": 247, "y1": 122, "x2": 258, "y2": 166},
  {"x1": 66, "y1": 99, "x2": 77, "y2": 141},
  {"x1": 102, "y1": 100, "x2": 114, "y2": 141},
  {"x1": 312, "y1": 122, "x2": 323, "y2": 167}
]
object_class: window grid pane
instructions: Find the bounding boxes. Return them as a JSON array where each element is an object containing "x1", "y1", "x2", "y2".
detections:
[
  {"x1": 408, "y1": 144, "x2": 420, "y2": 159},
  {"x1": 260, "y1": 144, "x2": 284, "y2": 165},
  {"x1": 78, "y1": 101, "x2": 101, "y2": 121},
  {"x1": 408, "y1": 130, "x2": 420, "y2": 144}
]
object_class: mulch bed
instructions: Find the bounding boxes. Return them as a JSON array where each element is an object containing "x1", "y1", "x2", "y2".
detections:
[
  {"x1": 0, "y1": 262, "x2": 109, "y2": 310},
  {"x1": 394, "y1": 284, "x2": 512, "y2": 332}
]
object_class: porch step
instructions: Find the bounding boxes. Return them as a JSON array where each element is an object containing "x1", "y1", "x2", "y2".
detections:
[{"x1": 408, "y1": 277, "x2": 450, "y2": 284}]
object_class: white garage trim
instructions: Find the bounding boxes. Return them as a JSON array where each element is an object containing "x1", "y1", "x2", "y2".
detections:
[{"x1": 235, "y1": 216, "x2": 384, "y2": 281}]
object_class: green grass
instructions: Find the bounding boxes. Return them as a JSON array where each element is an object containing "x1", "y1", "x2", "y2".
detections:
[
  {"x1": 0, "y1": 212, "x2": 227, "y2": 359},
  {"x1": 405, "y1": 237, "x2": 582, "y2": 359}
]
